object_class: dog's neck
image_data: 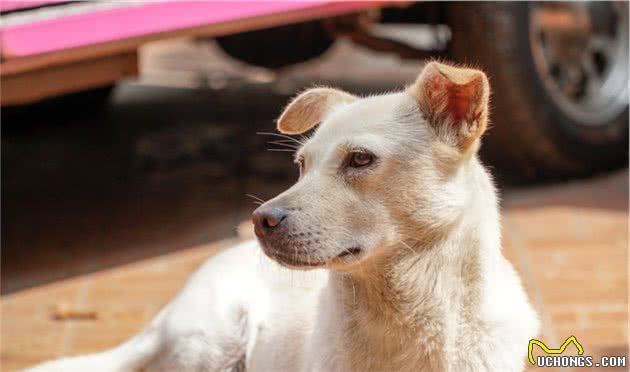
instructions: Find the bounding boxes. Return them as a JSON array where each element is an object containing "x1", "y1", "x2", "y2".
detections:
[{"x1": 327, "y1": 161, "x2": 501, "y2": 370}]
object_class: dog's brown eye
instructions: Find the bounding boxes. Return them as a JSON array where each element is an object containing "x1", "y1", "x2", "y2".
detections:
[{"x1": 348, "y1": 151, "x2": 374, "y2": 168}]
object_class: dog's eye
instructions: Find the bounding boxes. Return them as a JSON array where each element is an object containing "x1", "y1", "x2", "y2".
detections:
[{"x1": 347, "y1": 151, "x2": 374, "y2": 168}]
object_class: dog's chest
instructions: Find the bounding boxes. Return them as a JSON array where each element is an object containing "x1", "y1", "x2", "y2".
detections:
[
  {"x1": 304, "y1": 318, "x2": 446, "y2": 372},
  {"x1": 303, "y1": 288, "x2": 449, "y2": 372}
]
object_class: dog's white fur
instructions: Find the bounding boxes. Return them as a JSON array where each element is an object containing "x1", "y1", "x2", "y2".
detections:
[{"x1": 28, "y1": 62, "x2": 539, "y2": 372}]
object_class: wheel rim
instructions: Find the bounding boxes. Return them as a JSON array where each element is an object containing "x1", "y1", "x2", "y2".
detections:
[{"x1": 529, "y1": 2, "x2": 628, "y2": 127}]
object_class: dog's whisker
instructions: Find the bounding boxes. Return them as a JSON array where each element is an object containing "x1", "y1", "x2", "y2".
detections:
[
  {"x1": 399, "y1": 240, "x2": 419, "y2": 255},
  {"x1": 398, "y1": 234, "x2": 423, "y2": 251},
  {"x1": 269, "y1": 145, "x2": 300, "y2": 151},
  {"x1": 267, "y1": 148, "x2": 297, "y2": 153},
  {"x1": 267, "y1": 140, "x2": 301, "y2": 149},
  {"x1": 267, "y1": 138, "x2": 301, "y2": 143},
  {"x1": 257, "y1": 132, "x2": 305, "y2": 145},
  {"x1": 268, "y1": 139, "x2": 301, "y2": 144},
  {"x1": 267, "y1": 141, "x2": 300, "y2": 148},
  {"x1": 340, "y1": 247, "x2": 362, "y2": 266},
  {"x1": 245, "y1": 193, "x2": 266, "y2": 203}
]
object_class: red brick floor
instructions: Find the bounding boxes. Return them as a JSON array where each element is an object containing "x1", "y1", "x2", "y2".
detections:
[{"x1": 2, "y1": 171, "x2": 628, "y2": 371}]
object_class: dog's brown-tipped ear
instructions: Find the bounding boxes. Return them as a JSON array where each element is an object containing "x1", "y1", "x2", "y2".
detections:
[
  {"x1": 277, "y1": 88, "x2": 356, "y2": 135},
  {"x1": 409, "y1": 61, "x2": 490, "y2": 150}
]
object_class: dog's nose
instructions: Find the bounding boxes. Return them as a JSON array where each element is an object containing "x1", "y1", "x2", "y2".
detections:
[{"x1": 252, "y1": 207, "x2": 288, "y2": 237}]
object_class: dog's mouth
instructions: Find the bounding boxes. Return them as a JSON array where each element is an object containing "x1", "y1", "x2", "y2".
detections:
[
  {"x1": 264, "y1": 246, "x2": 364, "y2": 269},
  {"x1": 269, "y1": 252, "x2": 326, "y2": 269},
  {"x1": 335, "y1": 247, "x2": 363, "y2": 259},
  {"x1": 260, "y1": 245, "x2": 325, "y2": 269}
]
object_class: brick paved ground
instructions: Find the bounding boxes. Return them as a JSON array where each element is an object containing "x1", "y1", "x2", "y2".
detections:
[
  {"x1": 502, "y1": 171, "x2": 628, "y2": 371},
  {"x1": 2, "y1": 170, "x2": 627, "y2": 371}
]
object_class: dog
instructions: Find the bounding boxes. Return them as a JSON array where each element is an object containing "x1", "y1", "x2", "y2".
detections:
[{"x1": 27, "y1": 61, "x2": 539, "y2": 372}]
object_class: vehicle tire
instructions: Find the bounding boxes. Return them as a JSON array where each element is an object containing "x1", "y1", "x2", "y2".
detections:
[
  {"x1": 447, "y1": 2, "x2": 628, "y2": 183},
  {"x1": 215, "y1": 21, "x2": 334, "y2": 69}
]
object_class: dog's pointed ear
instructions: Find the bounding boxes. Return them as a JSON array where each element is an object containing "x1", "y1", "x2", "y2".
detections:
[
  {"x1": 409, "y1": 62, "x2": 490, "y2": 151},
  {"x1": 277, "y1": 87, "x2": 356, "y2": 135}
]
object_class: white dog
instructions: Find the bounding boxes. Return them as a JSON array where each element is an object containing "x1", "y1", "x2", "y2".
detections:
[{"x1": 28, "y1": 62, "x2": 539, "y2": 372}]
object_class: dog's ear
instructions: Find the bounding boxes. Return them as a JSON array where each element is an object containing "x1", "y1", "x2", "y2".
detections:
[
  {"x1": 409, "y1": 61, "x2": 490, "y2": 151},
  {"x1": 277, "y1": 87, "x2": 356, "y2": 134}
]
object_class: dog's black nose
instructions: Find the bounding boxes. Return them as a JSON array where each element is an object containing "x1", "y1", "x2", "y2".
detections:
[{"x1": 252, "y1": 207, "x2": 288, "y2": 237}]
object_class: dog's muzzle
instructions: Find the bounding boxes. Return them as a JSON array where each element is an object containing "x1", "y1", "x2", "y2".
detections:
[{"x1": 251, "y1": 205, "x2": 326, "y2": 268}]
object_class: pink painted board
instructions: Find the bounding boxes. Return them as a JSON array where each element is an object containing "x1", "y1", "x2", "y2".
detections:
[
  {"x1": 1, "y1": 1, "x2": 374, "y2": 58},
  {"x1": 0, "y1": 0, "x2": 67, "y2": 13}
]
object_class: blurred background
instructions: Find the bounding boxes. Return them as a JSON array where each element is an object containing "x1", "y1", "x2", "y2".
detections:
[{"x1": 1, "y1": 1, "x2": 628, "y2": 371}]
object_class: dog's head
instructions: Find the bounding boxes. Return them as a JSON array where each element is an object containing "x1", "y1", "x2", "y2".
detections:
[{"x1": 253, "y1": 62, "x2": 491, "y2": 271}]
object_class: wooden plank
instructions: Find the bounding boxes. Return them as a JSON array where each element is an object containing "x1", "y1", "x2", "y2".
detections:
[{"x1": 0, "y1": 51, "x2": 137, "y2": 106}]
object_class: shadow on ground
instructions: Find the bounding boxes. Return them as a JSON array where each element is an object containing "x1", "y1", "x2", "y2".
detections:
[{"x1": 2, "y1": 83, "x2": 299, "y2": 293}]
